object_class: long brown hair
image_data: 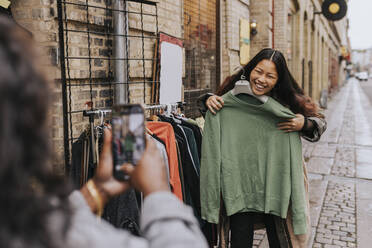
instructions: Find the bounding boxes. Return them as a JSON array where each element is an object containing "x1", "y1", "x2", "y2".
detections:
[{"x1": 217, "y1": 48, "x2": 320, "y2": 117}]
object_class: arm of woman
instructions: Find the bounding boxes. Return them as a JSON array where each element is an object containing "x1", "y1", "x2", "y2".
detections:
[
  {"x1": 76, "y1": 129, "x2": 208, "y2": 248},
  {"x1": 69, "y1": 190, "x2": 207, "y2": 248},
  {"x1": 277, "y1": 114, "x2": 327, "y2": 142},
  {"x1": 197, "y1": 93, "x2": 224, "y2": 116},
  {"x1": 301, "y1": 116, "x2": 327, "y2": 142}
]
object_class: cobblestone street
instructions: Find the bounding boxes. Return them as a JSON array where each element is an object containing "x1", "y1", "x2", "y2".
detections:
[{"x1": 254, "y1": 78, "x2": 372, "y2": 248}]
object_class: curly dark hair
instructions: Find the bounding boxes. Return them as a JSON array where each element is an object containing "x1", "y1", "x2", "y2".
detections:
[
  {"x1": 216, "y1": 48, "x2": 320, "y2": 117},
  {"x1": 0, "y1": 15, "x2": 71, "y2": 247}
]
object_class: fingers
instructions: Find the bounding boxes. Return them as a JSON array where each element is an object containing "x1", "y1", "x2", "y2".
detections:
[
  {"x1": 215, "y1": 96, "x2": 225, "y2": 105},
  {"x1": 277, "y1": 120, "x2": 297, "y2": 132},
  {"x1": 207, "y1": 96, "x2": 224, "y2": 115},
  {"x1": 211, "y1": 97, "x2": 223, "y2": 109},
  {"x1": 99, "y1": 128, "x2": 112, "y2": 164},
  {"x1": 121, "y1": 163, "x2": 135, "y2": 176},
  {"x1": 207, "y1": 104, "x2": 216, "y2": 115},
  {"x1": 277, "y1": 122, "x2": 295, "y2": 128}
]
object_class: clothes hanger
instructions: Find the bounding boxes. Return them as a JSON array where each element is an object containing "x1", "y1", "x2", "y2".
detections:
[
  {"x1": 145, "y1": 127, "x2": 154, "y2": 136},
  {"x1": 95, "y1": 110, "x2": 104, "y2": 137},
  {"x1": 231, "y1": 66, "x2": 268, "y2": 103}
]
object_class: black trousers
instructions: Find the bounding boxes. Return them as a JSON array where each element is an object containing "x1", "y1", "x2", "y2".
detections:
[{"x1": 230, "y1": 212, "x2": 283, "y2": 248}]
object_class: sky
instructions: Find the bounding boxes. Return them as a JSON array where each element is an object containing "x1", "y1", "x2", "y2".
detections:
[{"x1": 348, "y1": 0, "x2": 372, "y2": 50}]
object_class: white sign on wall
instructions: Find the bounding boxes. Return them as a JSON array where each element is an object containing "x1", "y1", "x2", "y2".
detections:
[{"x1": 159, "y1": 41, "x2": 183, "y2": 104}]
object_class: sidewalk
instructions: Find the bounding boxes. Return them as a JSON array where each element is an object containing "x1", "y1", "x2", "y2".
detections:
[{"x1": 255, "y1": 78, "x2": 372, "y2": 248}]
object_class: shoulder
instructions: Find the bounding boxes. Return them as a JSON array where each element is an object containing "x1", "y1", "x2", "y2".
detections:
[{"x1": 266, "y1": 97, "x2": 296, "y2": 118}]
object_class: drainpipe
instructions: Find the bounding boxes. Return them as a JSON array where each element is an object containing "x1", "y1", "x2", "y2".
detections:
[
  {"x1": 114, "y1": 0, "x2": 129, "y2": 104},
  {"x1": 272, "y1": 0, "x2": 275, "y2": 48}
]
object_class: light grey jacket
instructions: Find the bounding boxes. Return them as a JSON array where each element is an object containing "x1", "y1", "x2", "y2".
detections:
[{"x1": 47, "y1": 191, "x2": 208, "y2": 248}]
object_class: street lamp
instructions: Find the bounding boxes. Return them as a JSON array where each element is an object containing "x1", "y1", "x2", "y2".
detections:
[{"x1": 250, "y1": 19, "x2": 257, "y2": 37}]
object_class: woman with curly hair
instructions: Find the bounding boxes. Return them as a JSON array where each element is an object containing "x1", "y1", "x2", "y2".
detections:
[{"x1": 0, "y1": 14, "x2": 207, "y2": 248}]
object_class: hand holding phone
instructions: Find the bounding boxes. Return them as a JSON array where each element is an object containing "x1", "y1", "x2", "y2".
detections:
[{"x1": 112, "y1": 104, "x2": 146, "y2": 181}]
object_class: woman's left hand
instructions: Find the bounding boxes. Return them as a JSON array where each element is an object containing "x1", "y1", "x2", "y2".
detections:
[
  {"x1": 93, "y1": 127, "x2": 132, "y2": 202},
  {"x1": 277, "y1": 114, "x2": 305, "y2": 132}
]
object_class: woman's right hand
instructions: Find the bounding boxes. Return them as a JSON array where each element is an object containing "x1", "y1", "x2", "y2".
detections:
[{"x1": 206, "y1": 95, "x2": 224, "y2": 114}]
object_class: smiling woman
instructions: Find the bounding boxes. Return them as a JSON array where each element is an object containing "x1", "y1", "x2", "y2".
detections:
[
  {"x1": 197, "y1": 48, "x2": 328, "y2": 247},
  {"x1": 249, "y1": 59, "x2": 278, "y2": 95},
  {"x1": 215, "y1": 48, "x2": 319, "y2": 117}
]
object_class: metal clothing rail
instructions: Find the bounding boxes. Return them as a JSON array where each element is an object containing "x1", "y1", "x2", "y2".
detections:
[
  {"x1": 81, "y1": 102, "x2": 186, "y2": 118},
  {"x1": 144, "y1": 102, "x2": 186, "y2": 110}
]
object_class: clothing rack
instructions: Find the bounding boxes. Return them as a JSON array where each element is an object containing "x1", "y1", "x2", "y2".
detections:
[{"x1": 82, "y1": 102, "x2": 187, "y2": 119}]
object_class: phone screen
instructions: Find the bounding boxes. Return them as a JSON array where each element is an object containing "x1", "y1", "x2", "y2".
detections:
[{"x1": 112, "y1": 104, "x2": 146, "y2": 181}]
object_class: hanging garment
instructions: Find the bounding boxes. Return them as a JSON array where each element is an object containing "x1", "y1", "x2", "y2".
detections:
[
  {"x1": 200, "y1": 92, "x2": 307, "y2": 235},
  {"x1": 174, "y1": 132, "x2": 191, "y2": 203},
  {"x1": 147, "y1": 134, "x2": 171, "y2": 188},
  {"x1": 146, "y1": 122, "x2": 183, "y2": 201},
  {"x1": 71, "y1": 131, "x2": 95, "y2": 189},
  {"x1": 175, "y1": 141, "x2": 187, "y2": 202},
  {"x1": 102, "y1": 189, "x2": 140, "y2": 235},
  {"x1": 175, "y1": 117, "x2": 203, "y2": 159},
  {"x1": 180, "y1": 126, "x2": 200, "y2": 175},
  {"x1": 157, "y1": 116, "x2": 201, "y2": 212}
]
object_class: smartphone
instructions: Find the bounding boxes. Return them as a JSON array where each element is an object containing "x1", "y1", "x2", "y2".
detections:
[{"x1": 112, "y1": 104, "x2": 146, "y2": 181}]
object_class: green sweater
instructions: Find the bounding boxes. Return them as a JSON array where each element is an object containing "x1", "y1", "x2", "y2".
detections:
[{"x1": 200, "y1": 92, "x2": 307, "y2": 235}]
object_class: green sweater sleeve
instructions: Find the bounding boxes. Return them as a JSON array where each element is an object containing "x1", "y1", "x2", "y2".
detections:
[
  {"x1": 200, "y1": 111, "x2": 221, "y2": 224},
  {"x1": 289, "y1": 133, "x2": 307, "y2": 235}
]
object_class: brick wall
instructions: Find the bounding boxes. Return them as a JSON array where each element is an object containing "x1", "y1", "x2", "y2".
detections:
[
  {"x1": 250, "y1": 0, "x2": 272, "y2": 58},
  {"x1": 221, "y1": 0, "x2": 250, "y2": 80},
  {"x1": 11, "y1": 0, "x2": 182, "y2": 172}
]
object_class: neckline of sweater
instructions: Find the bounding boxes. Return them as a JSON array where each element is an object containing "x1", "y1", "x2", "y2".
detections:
[{"x1": 227, "y1": 91, "x2": 270, "y2": 108}]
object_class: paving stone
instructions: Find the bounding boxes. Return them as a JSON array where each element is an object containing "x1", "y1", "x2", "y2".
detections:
[
  {"x1": 327, "y1": 225, "x2": 340, "y2": 231},
  {"x1": 252, "y1": 229, "x2": 267, "y2": 247},
  {"x1": 340, "y1": 236, "x2": 356, "y2": 242},
  {"x1": 356, "y1": 149, "x2": 372, "y2": 164},
  {"x1": 333, "y1": 230, "x2": 347, "y2": 236},
  {"x1": 356, "y1": 182, "x2": 372, "y2": 248},
  {"x1": 309, "y1": 179, "x2": 328, "y2": 227},
  {"x1": 333, "y1": 222, "x2": 346, "y2": 227},
  {"x1": 356, "y1": 162, "x2": 372, "y2": 180},
  {"x1": 317, "y1": 228, "x2": 331, "y2": 234},
  {"x1": 328, "y1": 217, "x2": 341, "y2": 222},
  {"x1": 333, "y1": 240, "x2": 347, "y2": 246},
  {"x1": 324, "y1": 244, "x2": 341, "y2": 248},
  {"x1": 340, "y1": 226, "x2": 355, "y2": 233},
  {"x1": 316, "y1": 236, "x2": 333, "y2": 244},
  {"x1": 347, "y1": 242, "x2": 356, "y2": 247},
  {"x1": 307, "y1": 157, "x2": 334, "y2": 175},
  {"x1": 347, "y1": 223, "x2": 355, "y2": 228},
  {"x1": 312, "y1": 145, "x2": 337, "y2": 158}
]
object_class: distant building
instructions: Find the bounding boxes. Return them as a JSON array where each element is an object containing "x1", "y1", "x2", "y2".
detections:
[{"x1": 352, "y1": 49, "x2": 372, "y2": 73}]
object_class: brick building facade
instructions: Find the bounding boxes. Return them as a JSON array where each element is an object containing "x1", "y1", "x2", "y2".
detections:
[
  {"x1": 7, "y1": 0, "x2": 349, "y2": 172},
  {"x1": 249, "y1": 0, "x2": 349, "y2": 100}
]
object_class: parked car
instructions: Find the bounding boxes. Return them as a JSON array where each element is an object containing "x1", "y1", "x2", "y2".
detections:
[{"x1": 356, "y1": 71, "x2": 369, "y2": 81}]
